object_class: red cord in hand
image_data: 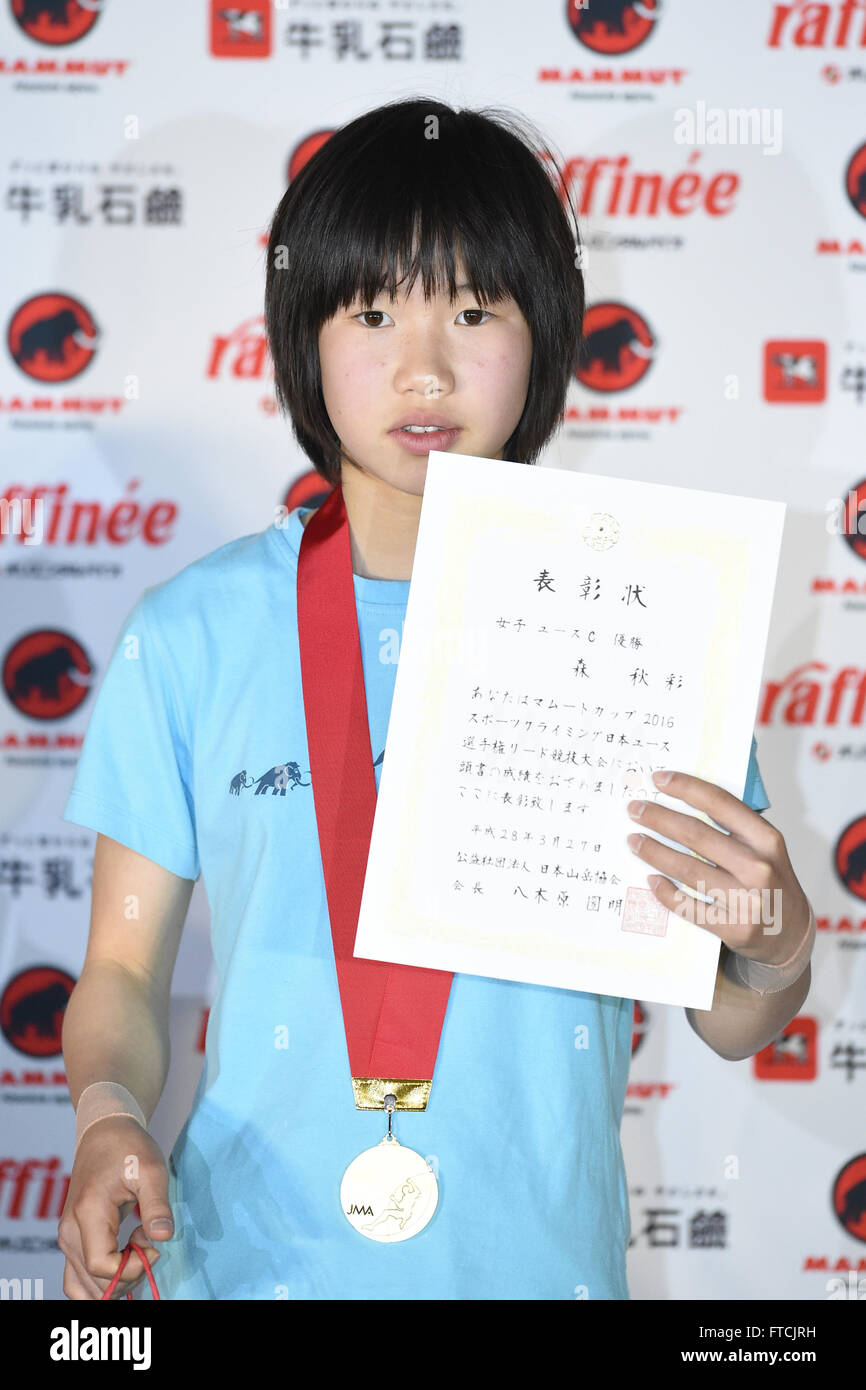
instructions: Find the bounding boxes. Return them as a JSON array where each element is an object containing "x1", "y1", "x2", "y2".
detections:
[{"x1": 101, "y1": 1240, "x2": 161, "y2": 1300}]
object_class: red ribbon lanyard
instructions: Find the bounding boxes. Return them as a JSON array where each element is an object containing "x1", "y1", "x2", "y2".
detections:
[
  {"x1": 297, "y1": 482, "x2": 453, "y2": 1085},
  {"x1": 103, "y1": 484, "x2": 454, "y2": 1301},
  {"x1": 102, "y1": 1241, "x2": 160, "y2": 1300}
]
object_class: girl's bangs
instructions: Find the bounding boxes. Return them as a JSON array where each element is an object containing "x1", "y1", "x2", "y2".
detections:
[{"x1": 326, "y1": 194, "x2": 520, "y2": 319}]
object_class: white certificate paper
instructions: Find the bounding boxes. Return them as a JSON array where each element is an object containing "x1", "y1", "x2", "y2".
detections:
[{"x1": 353, "y1": 453, "x2": 785, "y2": 1009}]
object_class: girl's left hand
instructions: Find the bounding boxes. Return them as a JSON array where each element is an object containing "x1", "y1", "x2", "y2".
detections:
[{"x1": 625, "y1": 769, "x2": 812, "y2": 965}]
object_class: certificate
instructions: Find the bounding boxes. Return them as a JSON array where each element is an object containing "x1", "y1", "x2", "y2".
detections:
[{"x1": 353, "y1": 452, "x2": 785, "y2": 1009}]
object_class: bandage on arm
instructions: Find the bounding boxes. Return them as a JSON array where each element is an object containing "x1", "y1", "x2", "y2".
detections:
[
  {"x1": 729, "y1": 902, "x2": 816, "y2": 996},
  {"x1": 74, "y1": 1081, "x2": 148, "y2": 1155}
]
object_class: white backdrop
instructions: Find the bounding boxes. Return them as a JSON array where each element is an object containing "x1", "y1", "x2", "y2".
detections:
[{"x1": 1, "y1": 0, "x2": 865, "y2": 1301}]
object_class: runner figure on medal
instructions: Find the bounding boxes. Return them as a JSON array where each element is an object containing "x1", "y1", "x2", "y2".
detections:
[{"x1": 361, "y1": 1177, "x2": 423, "y2": 1235}]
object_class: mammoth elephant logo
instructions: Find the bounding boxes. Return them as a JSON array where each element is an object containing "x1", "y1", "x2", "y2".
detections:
[
  {"x1": 845, "y1": 142, "x2": 866, "y2": 221},
  {"x1": 2, "y1": 628, "x2": 92, "y2": 720},
  {"x1": 10, "y1": 0, "x2": 105, "y2": 47},
  {"x1": 834, "y1": 815, "x2": 866, "y2": 902},
  {"x1": 833, "y1": 1153, "x2": 866, "y2": 1243},
  {"x1": 253, "y1": 762, "x2": 309, "y2": 795},
  {"x1": 566, "y1": 0, "x2": 661, "y2": 57},
  {"x1": 840, "y1": 477, "x2": 866, "y2": 565},
  {"x1": 228, "y1": 746, "x2": 385, "y2": 797},
  {"x1": 7, "y1": 293, "x2": 100, "y2": 382},
  {"x1": 227, "y1": 761, "x2": 310, "y2": 796},
  {"x1": 576, "y1": 302, "x2": 656, "y2": 393},
  {"x1": 0, "y1": 965, "x2": 77, "y2": 1058}
]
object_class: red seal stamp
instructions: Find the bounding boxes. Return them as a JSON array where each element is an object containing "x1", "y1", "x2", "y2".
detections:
[{"x1": 621, "y1": 886, "x2": 669, "y2": 937}]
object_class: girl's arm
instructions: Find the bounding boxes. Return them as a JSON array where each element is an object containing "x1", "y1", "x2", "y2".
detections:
[
  {"x1": 62, "y1": 832, "x2": 194, "y2": 1119},
  {"x1": 685, "y1": 952, "x2": 811, "y2": 1062}
]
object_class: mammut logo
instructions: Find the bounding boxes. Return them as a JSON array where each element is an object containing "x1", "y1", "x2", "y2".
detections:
[
  {"x1": 229, "y1": 762, "x2": 309, "y2": 795},
  {"x1": 835, "y1": 816, "x2": 866, "y2": 901},
  {"x1": 8, "y1": 294, "x2": 100, "y2": 384},
  {"x1": 833, "y1": 1153, "x2": 866, "y2": 1242},
  {"x1": 11, "y1": 0, "x2": 105, "y2": 48},
  {"x1": 229, "y1": 747, "x2": 385, "y2": 797},
  {"x1": 3, "y1": 628, "x2": 92, "y2": 720},
  {"x1": 577, "y1": 302, "x2": 656, "y2": 392},
  {"x1": 1, "y1": 966, "x2": 76, "y2": 1058},
  {"x1": 567, "y1": 0, "x2": 660, "y2": 56},
  {"x1": 846, "y1": 143, "x2": 866, "y2": 219}
]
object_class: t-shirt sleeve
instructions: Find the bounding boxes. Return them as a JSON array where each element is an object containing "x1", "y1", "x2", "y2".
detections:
[
  {"x1": 742, "y1": 732, "x2": 770, "y2": 813},
  {"x1": 61, "y1": 590, "x2": 200, "y2": 881}
]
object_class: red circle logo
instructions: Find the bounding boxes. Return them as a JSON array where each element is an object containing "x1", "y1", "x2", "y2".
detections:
[
  {"x1": 840, "y1": 477, "x2": 866, "y2": 564},
  {"x1": 833, "y1": 1153, "x2": 866, "y2": 1243},
  {"x1": 845, "y1": 142, "x2": 866, "y2": 220},
  {"x1": 10, "y1": 0, "x2": 104, "y2": 47},
  {"x1": 577, "y1": 302, "x2": 656, "y2": 392},
  {"x1": 631, "y1": 999, "x2": 648, "y2": 1056},
  {"x1": 7, "y1": 292, "x2": 100, "y2": 383},
  {"x1": 282, "y1": 473, "x2": 333, "y2": 517},
  {"x1": 566, "y1": 0, "x2": 662, "y2": 55},
  {"x1": 287, "y1": 129, "x2": 334, "y2": 186},
  {"x1": 834, "y1": 815, "x2": 866, "y2": 902},
  {"x1": 1, "y1": 966, "x2": 77, "y2": 1058},
  {"x1": 2, "y1": 628, "x2": 93, "y2": 720}
]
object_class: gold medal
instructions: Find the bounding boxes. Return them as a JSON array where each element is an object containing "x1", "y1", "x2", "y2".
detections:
[
  {"x1": 341, "y1": 1133, "x2": 438, "y2": 1243},
  {"x1": 340, "y1": 1094, "x2": 438, "y2": 1242}
]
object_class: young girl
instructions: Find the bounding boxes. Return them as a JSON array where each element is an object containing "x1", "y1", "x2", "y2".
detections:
[{"x1": 59, "y1": 97, "x2": 812, "y2": 1301}]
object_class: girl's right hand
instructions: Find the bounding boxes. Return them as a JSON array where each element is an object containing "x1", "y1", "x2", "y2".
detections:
[{"x1": 58, "y1": 1115, "x2": 174, "y2": 1300}]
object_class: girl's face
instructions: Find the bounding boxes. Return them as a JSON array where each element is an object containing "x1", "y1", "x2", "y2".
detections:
[{"x1": 317, "y1": 265, "x2": 533, "y2": 496}]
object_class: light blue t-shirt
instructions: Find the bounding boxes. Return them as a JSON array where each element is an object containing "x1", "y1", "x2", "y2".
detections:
[{"x1": 62, "y1": 505, "x2": 770, "y2": 1301}]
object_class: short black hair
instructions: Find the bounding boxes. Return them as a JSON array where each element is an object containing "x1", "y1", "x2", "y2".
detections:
[{"x1": 264, "y1": 97, "x2": 584, "y2": 487}]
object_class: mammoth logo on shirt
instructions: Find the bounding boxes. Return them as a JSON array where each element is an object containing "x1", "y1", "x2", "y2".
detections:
[{"x1": 228, "y1": 746, "x2": 385, "y2": 796}]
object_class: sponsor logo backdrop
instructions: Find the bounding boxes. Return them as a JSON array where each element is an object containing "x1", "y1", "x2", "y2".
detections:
[{"x1": 1, "y1": 0, "x2": 864, "y2": 1300}]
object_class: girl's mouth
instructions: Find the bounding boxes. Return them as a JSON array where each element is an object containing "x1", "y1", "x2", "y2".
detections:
[{"x1": 388, "y1": 426, "x2": 462, "y2": 454}]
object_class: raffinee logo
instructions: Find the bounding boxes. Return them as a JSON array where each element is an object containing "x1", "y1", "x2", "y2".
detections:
[{"x1": 49, "y1": 1321, "x2": 151, "y2": 1371}]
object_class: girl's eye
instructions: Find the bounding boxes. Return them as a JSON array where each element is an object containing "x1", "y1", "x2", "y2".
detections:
[
  {"x1": 354, "y1": 310, "x2": 394, "y2": 328},
  {"x1": 353, "y1": 308, "x2": 492, "y2": 328}
]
